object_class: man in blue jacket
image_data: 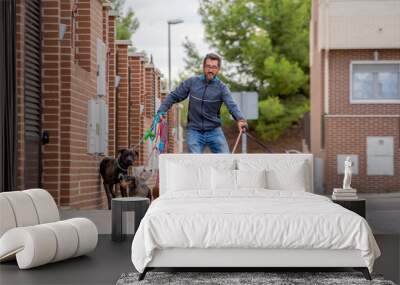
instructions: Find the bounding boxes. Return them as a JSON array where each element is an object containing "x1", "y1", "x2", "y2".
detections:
[{"x1": 157, "y1": 53, "x2": 248, "y2": 153}]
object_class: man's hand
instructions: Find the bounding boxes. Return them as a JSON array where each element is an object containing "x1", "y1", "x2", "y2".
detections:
[
  {"x1": 237, "y1": 119, "x2": 248, "y2": 132},
  {"x1": 157, "y1": 111, "x2": 167, "y2": 121}
]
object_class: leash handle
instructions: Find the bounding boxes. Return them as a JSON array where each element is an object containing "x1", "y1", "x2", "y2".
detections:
[{"x1": 232, "y1": 128, "x2": 243, "y2": 154}]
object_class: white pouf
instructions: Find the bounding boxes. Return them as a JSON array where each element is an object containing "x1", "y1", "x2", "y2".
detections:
[{"x1": 0, "y1": 189, "x2": 98, "y2": 269}]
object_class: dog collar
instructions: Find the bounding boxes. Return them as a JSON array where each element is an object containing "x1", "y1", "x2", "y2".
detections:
[{"x1": 116, "y1": 156, "x2": 128, "y2": 172}]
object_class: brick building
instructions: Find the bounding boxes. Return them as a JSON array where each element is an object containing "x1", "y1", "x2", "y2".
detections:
[
  {"x1": 309, "y1": 0, "x2": 400, "y2": 193},
  {"x1": 0, "y1": 0, "x2": 179, "y2": 208}
]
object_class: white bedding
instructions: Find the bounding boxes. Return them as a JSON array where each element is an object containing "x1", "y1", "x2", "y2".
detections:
[{"x1": 131, "y1": 190, "x2": 380, "y2": 273}]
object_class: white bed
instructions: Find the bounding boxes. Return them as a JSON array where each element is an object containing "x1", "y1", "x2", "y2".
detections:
[{"x1": 131, "y1": 154, "x2": 380, "y2": 280}]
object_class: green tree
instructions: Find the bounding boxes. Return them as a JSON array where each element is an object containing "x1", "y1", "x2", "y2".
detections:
[
  {"x1": 199, "y1": 0, "x2": 311, "y2": 141},
  {"x1": 181, "y1": 37, "x2": 203, "y2": 78},
  {"x1": 111, "y1": 0, "x2": 139, "y2": 40}
]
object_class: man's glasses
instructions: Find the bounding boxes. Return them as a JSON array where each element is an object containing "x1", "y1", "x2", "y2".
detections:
[{"x1": 205, "y1": 65, "x2": 219, "y2": 70}]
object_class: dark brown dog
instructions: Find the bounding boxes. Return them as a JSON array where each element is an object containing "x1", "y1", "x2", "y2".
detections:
[{"x1": 99, "y1": 149, "x2": 138, "y2": 209}]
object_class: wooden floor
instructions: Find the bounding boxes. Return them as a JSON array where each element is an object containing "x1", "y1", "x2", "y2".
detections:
[{"x1": 0, "y1": 235, "x2": 398, "y2": 285}]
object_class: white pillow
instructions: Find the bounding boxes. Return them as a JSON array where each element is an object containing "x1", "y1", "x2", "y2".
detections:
[
  {"x1": 266, "y1": 166, "x2": 306, "y2": 191},
  {"x1": 238, "y1": 159, "x2": 309, "y2": 191},
  {"x1": 236, "y1": 169, "x2": 267, "y2": 189},
  {"x1": 211, "y1": 168, "x2": 237, "y2": 190},
  {"x1": 167, "y1": 162, "x2": 211, "y2": 191}
]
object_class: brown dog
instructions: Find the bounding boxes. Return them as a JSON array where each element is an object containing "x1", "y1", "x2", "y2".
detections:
[
  {"x1": 99, "y1": 149, "x2": 138, "y2": 209},
  {"x1": 119, "y1": 168, "x2": 153, "y2": 200}
]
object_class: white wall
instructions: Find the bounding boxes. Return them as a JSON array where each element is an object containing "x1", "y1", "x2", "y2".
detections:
[{"x1": 318, "y1": 0, "x2": 400, "y2": 50}]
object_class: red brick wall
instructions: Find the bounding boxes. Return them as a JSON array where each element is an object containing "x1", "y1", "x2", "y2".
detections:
[
  {"x1": 102, "y1": 6, "x2": 109, "y2": 44},
  {"x1": 155, "y1": 70, "x2": 161, "y2": 103},
  {"x1": 107, "y1": 14, "x2": 116, "y2": 157},
  {"x1": 41, "y1": 0, "x2": 62, "y2": 202},
  {"x1": 16, "y1": 0, "x2": 26, "y2": 190},
  {"x1": 68, "y1": 0, "x2": 105, "y2": 209},
  {"x1": 325, "y1": 117, "x2": 400, "y2": 193},
  {"x1": 143, "y1": 65, "x2": 157, "y2": 169},
  {"x1": 116, "y1": 43, "x2": 129, "y2": 150},
  {"x1": 325, "y1": 49, "x2": 400, "y2": 193},
  {"x1": 128, "y1": 54, "x2": 145, "y2": 165},
  {"x1": 59, "y1": 0, "x2": 73, "y2": 207},
  {"x1": 75, "y1": 0, "x2": 91, "y2": 71},
  {"x1": 144, "y1": 65, "x2": 155, "y2": 119},
  {"x1": 102, "y1": 5, "x2": 109, "y2": 123},
  {"x1": 40, "y1": 0, "x2": 108, "y2": 209},
  {"x1": 138, "y1": 58, "x2": 146, "y2": 165}
]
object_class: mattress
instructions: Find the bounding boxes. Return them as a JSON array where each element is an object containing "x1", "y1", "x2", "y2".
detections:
[{"x1": 131, "y1": 189, "x2": 380, "y2": 273}]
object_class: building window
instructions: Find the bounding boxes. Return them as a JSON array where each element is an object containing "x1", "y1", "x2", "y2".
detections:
[{"x1": 350, "y1": 62, "x2": 400, "y2": 103}]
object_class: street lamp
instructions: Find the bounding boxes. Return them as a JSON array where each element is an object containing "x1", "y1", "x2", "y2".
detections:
[
  {"x1": 167, "y1": 18, "x2": 184, "y2": 91},
  {"x1": 167, "y1": 18, "x2": 184, "y2": 151}
]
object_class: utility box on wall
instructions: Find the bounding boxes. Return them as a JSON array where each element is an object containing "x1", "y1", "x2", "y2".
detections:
[
  {"x1": 367, "y1": 136, "x2": 394, "y2": 176},
  {"x1": 87, "y1": 99, "x2": 99, "y2": 154},
  {"x1": 97, "y1": 39, "x2": 107, "y2": 96},
  {"x1": 87, "y1": 98, "x2": 108, "y2": 155}
]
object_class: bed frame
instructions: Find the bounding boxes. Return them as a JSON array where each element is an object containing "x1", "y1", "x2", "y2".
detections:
[
  {"x1": 138, "y1": 154, "x2": 372, "y2": 281},
  {"x1": 139, "y1": 248, "x2": 371, "y2": 280}
]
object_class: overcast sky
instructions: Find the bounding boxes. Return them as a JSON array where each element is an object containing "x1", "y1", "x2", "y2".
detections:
[{"x1": 125, "y1": 0, "x2": 211, "y2": 83}]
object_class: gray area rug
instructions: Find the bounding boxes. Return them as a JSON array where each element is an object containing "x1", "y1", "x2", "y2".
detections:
[{"x1": 116, "y1": 271, "x2": 396, "y2": 285}]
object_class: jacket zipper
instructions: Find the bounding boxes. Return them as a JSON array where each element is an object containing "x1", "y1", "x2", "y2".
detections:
[{"x1": 201, "y1": 82, "x2": 209, "y2": 131}]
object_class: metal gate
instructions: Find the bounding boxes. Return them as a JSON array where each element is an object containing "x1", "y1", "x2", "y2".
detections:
[{"x1": 24, "y1": 0, "x2": 42, "y2": 188}]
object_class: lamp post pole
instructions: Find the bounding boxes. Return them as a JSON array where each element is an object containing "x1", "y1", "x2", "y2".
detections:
[
  {"x1": 167, "y1": 18, "x2": 183, "y2": 92},
  {"x1": 168, "y1": 23, "x2": 171, "y2": 91},
  {"x1": 167, "y1": 19, "x2": 183, "y2": 149}
]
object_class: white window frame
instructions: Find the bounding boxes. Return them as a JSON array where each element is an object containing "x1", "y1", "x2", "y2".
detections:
[{"x1": 350, "y1": 60, "x2": 400, "y2": 104}]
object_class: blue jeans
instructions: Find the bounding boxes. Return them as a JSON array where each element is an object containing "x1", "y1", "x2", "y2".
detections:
[{"x1": 186, "y1": 127, "x2": 230, "y2": 154}]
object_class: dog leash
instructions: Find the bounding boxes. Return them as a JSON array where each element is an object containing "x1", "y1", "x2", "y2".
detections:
[
  {"x1": 245, "y1": 131, "x2": 273, "y2": 153},
  {"x1": 232, "y1": 128, "x2": 244, "y2": 154},
  {"x1": 131, "y1": 112, "x2": 167, "y2": 151},
  {"x1": 231, "y1": 128, "x2": 272, "y2": 153}
]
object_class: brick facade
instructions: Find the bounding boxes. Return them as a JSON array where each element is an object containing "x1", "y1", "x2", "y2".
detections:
[
  {"x1": 328, "y1": 50, "x2": 400, "y2": 116},
  {"x1": 325, "y1": 116, "x2": 400, "y2": 193},
  {"x1": 58, "y1": 0, "x2": 105, "y2": 209},
  {"x1": 107, "y1": 12, "x2": 117, "y2": 157},
  {"x1": 324, "y1": 49, "x2": 400, "y2": 193},
  {"x1": 16, "y1": 0, "x2": 26, "y2": 190},
  {"x1": 15, "y1": 0, "x2": 176, "y2": 209},
  {"x1": 116, "y1": 41, "x2": 130, "y2": 151},
  {"x1": 41, "y1": 0, "x2": 62, "y2": 202},
  {"x1": 128, "y1": 53, "x2": 146, "y2": 165}
]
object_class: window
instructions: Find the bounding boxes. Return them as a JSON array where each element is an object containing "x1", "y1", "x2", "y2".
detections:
[{"x1": 350, "y1": 62, "x2": 400, "y2": 103}]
